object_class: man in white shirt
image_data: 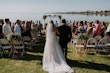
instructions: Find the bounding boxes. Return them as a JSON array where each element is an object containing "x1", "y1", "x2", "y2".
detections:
[
  {"x1": 2, "y1": 18, "x2": 13, "y2": 38},
  {"x1": 14, "y1": 20, "x2": 21, "y2": 36}
]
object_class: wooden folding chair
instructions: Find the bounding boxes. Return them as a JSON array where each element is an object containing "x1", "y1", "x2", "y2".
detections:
[
  {"x1": 74, "y1": 39, "x2": 86, "y2": 56},
  {"x1": 22, "y1": 36, "x2": 33, "y2": 50},
  {"x1": 12, "y1": 40, "x2": 25, "y2": 58},
  {"x1": 0, "y1": 38, "x2": 12, "y2": 57},
  {"x1": 86, "y1": 38, "x2": 97, "y2": 54},
  {"x1": 97, "y1": 38, "x2": 109, "y2": 54}
]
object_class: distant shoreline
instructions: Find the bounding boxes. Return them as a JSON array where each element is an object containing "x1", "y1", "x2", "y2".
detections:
[{"x1": 52, "y1": 10, "x2": 110, "y2": 16}]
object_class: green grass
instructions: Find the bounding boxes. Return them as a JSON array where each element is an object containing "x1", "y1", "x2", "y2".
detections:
[{"x1": 0, "y1": 36, "x2": 110, "y2": 73}]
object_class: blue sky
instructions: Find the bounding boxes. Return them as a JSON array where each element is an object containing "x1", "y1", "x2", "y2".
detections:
[{"x1": 0, "y1": 0, "x2": 110, "y2": 13}]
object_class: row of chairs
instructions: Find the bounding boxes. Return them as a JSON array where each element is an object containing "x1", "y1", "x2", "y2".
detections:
[
  {"x1": 72, "y1": 35, "x2": 110, "y2": 55},
  {"x1": 0, "y1": 36, "x2": 33, "y2": 58}
]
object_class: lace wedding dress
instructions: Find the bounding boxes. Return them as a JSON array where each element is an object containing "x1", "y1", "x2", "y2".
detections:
[{"x1": 43, "y1": 22, "x2": 74, "y2": 73}]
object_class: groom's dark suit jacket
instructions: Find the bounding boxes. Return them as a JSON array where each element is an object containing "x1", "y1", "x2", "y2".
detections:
[{"x1": 57, "y1": 24, "x2": 72, "y2": 49}]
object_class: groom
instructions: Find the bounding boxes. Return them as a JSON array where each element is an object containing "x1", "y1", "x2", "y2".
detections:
[{"x1": 57, "y1": 19, "x2": 72, "y2": 59}]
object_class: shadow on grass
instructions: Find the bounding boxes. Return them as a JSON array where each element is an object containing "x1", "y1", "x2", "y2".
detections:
[
  {"x1": 26, "y1": 36, "x2": 45, "y2": 53},
  {"x1": 87, "y1": 53, "x2": 96, "y2": 55},
  {"x1": 0, "y1": 54, "x2": 11, "y2": 59},
  {"x1": 26, "y1": 43, "x2": 45, "y2": 53},
  {"x1": 0, "y1": 53, "x2": 43, "y2": 61},
  {"x1": 67, "y1": 59, "x2": 110, "y2": 72},
  {"x1": 103, "y1": 56, "x2": 110, "y2": 60},
  {"x1": 22, "y1": 53, "x2": 42, "y2": 61}
]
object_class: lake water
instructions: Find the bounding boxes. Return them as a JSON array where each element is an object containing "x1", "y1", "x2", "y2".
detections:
[{"x1": 0, "y1": 13, "x2": 110, "y2": 24}]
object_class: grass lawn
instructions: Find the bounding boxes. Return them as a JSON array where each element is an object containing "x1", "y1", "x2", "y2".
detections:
[{"x1": 0, "y1": 36, "x2": 110, "y2": 73}]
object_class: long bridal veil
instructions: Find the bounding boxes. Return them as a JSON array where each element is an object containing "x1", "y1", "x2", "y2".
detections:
[{"x1": 43, "y1": 22, "x2": 74, "y2": 73}]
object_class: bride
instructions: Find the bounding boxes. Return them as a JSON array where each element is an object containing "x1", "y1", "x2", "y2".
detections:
[{"x1": 43, "y1": 21, "x2": 74, "y2": 73}]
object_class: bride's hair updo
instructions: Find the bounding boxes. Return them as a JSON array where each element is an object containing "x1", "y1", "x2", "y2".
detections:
[{"x1": 50, "y1": 20, "x2": 55, "y2": 27}]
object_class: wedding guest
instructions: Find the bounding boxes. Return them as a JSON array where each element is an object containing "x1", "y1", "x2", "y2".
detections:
[
  {"x1": 71, "y1": 22, "x2": 77, "y2": 39},
  {"x1": 106, "y1": 21, "x2": 110, "y2": 39},
  {"x1": 83, "y1": 21, "x2": 88, "y2": 33},
  {"x1": 20, "y1": 21, "x2": 26, "y2": 37},
  {"x1": 0, "y1": 19, "x2": 4, "y2": 25},
  {"x1": 100, "y1": 22, "x2": 106, "y2": 38},
  {"x1": 14, "y1": 20, "x2": 22, "y2": 35},
  {"x1": 0, "y1": 19, "x2": 4, "y2": 38},
  {"x1": 55, "y1": 21, "x2": 58, "y2": 27},
  {"x1": 86, "y1": 22, "x2": 93, "y2": 38},
  {"x1": 31, "y1": 22, "x2": 39, "y2": 43},
  {"x1": 44, "y1": 23, "x2": 47, "y2": 30},
  {"x1": 77, "y1": 21, "x2": 84, "y2": 34},
  {"x1": 23, "y1": 21, "x2": 32, "y2": 38},
  {"x1": 11, "y1": 22, "x2": 16, "y2": 33},
  {"x1": 38, "y1": 21, "x2": 43, "y2": 35},
  {"x1": 93, "y1": 20, "x2": 101, "y2": 37},
  {"x1": 2, "y1": 18, "x2": 13, "y2": 38}
]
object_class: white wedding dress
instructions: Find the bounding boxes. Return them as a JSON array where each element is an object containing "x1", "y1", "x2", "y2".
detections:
[{"x1": 43, "y1": 22, "x2": 74, "y2": 73}]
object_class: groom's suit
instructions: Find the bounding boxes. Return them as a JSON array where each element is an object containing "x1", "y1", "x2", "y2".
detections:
[{"x1": 58, "y1": 23, "x2": 72, "y2": 59}]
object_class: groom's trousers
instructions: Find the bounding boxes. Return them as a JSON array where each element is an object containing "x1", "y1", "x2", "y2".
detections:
[{"x1": 59, "y1": 41, "x2": 68, "y2": 59}]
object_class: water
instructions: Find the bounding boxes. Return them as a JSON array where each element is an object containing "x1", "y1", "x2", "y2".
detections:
[
  {"x1": 0, "y1": 12, "x2": 110, "y2": 24},
  {"x1": 61, "y1": 14, "x2": 110, "y2": 22},
  {"x1": 0, "y1": 13, "x2": 44, "y2": 22}
]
